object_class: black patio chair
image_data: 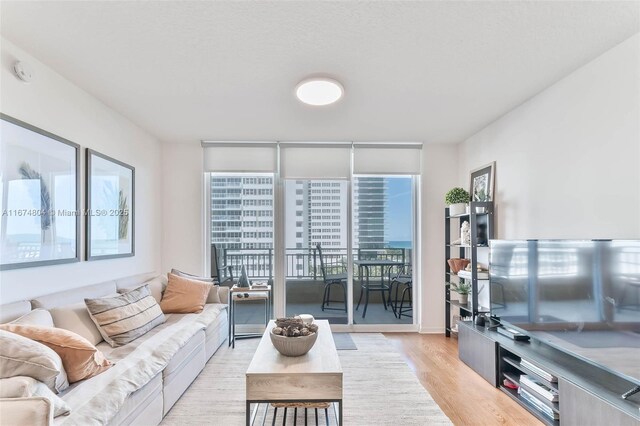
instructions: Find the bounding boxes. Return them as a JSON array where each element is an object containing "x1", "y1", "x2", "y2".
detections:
[{"x1": 317, "y1": 244, "x2": 348, "y2": 313}]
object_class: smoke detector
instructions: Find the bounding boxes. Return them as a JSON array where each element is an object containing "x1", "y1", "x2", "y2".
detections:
[{"x1": 13, "y1": 61, "x2": 34, "y2": 83}]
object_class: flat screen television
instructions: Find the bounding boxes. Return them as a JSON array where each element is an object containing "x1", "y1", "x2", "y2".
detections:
[{"x1": 489, "y1": 239, "x2": 640, "y2": 384}]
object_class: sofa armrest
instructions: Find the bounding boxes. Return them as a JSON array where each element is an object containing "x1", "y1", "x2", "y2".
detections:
[
  {"x1": 217, "y1": 286, "x2": 229, "y2": 304},
  {"x1": 0, "y1": 397, "x2": 53, "y2": 426}
]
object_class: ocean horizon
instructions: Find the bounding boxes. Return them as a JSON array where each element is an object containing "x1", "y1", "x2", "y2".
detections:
[{"x1": 387, "y1": 240, "x2": 412, "y2": 249}]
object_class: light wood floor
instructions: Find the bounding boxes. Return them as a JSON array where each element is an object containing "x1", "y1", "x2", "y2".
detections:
[{"x1": 384, "y1": 333, "x2": 542, "y2": 426}]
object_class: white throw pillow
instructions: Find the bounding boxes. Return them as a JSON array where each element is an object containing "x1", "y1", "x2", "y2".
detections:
[
  {"x1": 0, "y1": 376, "x2": 71, "y2": 417},
  {"x1": 0, "y1": 329, "x2": 68, "y2": 393}
]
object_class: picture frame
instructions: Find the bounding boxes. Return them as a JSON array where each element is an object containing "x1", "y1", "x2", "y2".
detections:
[
  {"x1": 469, "y1": 161, "x2": 495, "y2": 202},
  {"x1": 0, "y1": 114, "x2": 81, "y2": 270},
  {"x1": 86, "y1": 149, "x2": 135, "y2": 260}
]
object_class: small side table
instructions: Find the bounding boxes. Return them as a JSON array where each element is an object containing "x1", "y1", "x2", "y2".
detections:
[{"x1": 228, "y1": 284, "x2": 272, "y2": 348}]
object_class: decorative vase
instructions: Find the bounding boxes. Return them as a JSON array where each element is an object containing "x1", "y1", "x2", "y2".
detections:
[
  {"x1": 449, "y1": 203, "x2": 467, "y2": 216},
  {"x1": 458, "y1": 293, "x2": 469, "y2": 305},
  {"x1": 447, "y1": 258, "x2": 470, "y2": 274}
]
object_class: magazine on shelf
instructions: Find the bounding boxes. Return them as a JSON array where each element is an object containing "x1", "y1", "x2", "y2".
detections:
[
  {"x1": 519, "y1": 388, "x2": 559, "y2": 420},
  {"x1": 520, "y1": 375, "x2": 559, "y2": 402},
  {"x1": 520, "y1": 359, "x2": 557, "y2": 383}
]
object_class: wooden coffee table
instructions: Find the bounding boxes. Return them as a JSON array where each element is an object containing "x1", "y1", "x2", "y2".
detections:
[{"x1": 245, "y1": 320, "x2": 343, "y2": 425}]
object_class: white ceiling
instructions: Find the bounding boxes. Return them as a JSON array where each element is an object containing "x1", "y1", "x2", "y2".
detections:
[{"x1": 1, "y1": 1, "x2": 638, "y2": 144}]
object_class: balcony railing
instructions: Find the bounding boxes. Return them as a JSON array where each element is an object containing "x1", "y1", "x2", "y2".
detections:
[{"x1": 214, "y1": 246, "x2": 411, "y2": 280}]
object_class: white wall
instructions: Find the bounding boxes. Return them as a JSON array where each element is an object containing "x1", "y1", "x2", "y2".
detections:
[
  {"x1": 458, "y1": 34, "x2": 640, "y2": 240},
  {"x1": 0, "y1": 38, "x2": 163, "y2": 303},
  {"x1": 160, "y1": 143, "x2": 204, "y2": 275},
  {"x1": 420, "y1": 144, "x2": 459, "y2": 332}
]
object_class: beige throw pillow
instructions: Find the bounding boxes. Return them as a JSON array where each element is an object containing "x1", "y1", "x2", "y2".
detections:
[
  {"x1": 169, "y1": 269, "x2": 220, "y2": 303},
  {"x1": 49, "y1": 303, "x2": 104, "y2": 346},
  {"x1": 85, "y1": 285, "x2": 166, "y2": 347},
  {"x1": 0, "y1": 376, "x2": 71, "y2": 417},
  {"x1": 161, "y1": 273, "x2": 212, "y2": 313},
  {"x1": 170, "y1": 268, "x2": 214, "y2": 283},
  {"x1": 10, "y1": 309, "x2": 55, "y2": 327},
  {"x1": 0, "y1": 329, "x2": 69, "y2": 393},
  {"x1": 0, "y1": 324, "x2": 111, "y2": 384}
]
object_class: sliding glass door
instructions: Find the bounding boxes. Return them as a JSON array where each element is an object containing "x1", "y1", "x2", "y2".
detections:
[
  {"x1": 352, "y1": 176, "x2": 414, "y2": 325},
  {"x1": 284, "y1": 180, "x2": 349, "y2": 324},
  {"x1": 204, "y1": 142, "x2": 420, "y2": 330}
]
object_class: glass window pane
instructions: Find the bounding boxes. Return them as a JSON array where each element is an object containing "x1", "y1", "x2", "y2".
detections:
[
  {"x1": 353, "y1": 176, "x2": 414, "y2": 324},
  {"x1": 285, "y1": 180, "x2": 348, "y2": 324},
  {"x1": 210, "y1": 174, "x2": 274, "y2": 328}
]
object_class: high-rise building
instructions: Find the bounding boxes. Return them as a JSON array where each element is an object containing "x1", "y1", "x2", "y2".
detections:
[
  {"x1": 210, "y1": 176, "x2": 274, "y2": 251},
  {"x1": 211, "y1": 176, "x2": 388, "y2": 277},
  {"x1": 354, "y1": 177, "x2": 388, "y2": 249}
]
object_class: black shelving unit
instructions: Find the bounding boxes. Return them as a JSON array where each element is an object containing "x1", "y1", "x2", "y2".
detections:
[{"x1": 445, "y1": 201, "x2": 494, "y2": 337}]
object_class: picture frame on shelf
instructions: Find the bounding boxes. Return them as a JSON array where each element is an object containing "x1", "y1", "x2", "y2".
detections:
[
  {"x1": 86, "y1": 149, "x2": 135, "y2": 260},
  {"x1": 0, "y1": 114, "x2": 81, "y2": 270},
  {"x1": 469, "y1": 161, "x2": 495, "y2": 202}
]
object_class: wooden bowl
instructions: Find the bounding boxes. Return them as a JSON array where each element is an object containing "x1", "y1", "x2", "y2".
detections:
[
  {"x1": 270, "y1": 331, "x2": 318, "y2": 357},
  {"x1": 447, "y1": 258, "x2": 470, "y2": 274}
]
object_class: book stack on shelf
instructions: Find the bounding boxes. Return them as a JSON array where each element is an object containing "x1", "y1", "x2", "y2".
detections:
[
  {"x1": 519, "y1": 375, "x2": 559, "y2": 422},
  {"x1": 499, "y1": 350, "x2": 560, "y2": 425}
]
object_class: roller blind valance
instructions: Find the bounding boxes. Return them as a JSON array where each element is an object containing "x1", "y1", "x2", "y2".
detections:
[
  {"x1": 202, "y1": 142, "x2": 277, "y2": 173},
  {"x1": 353, "y1": 142, "x2": 422, "y2": 175},
  {"x1": 280, "y1": 143, "x2": 351, "y2": 179}
]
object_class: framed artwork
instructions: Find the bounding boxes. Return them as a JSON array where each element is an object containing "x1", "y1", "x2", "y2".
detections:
[
  {"x1": 0, "y1": 114, "x2": 80, "y2": 270},
  {"x1": 86, "y1": 149, "x2": 135, "y2": 260},
  {"x1": 469, "y1": 161, "x2": 495, "y2": 202}
]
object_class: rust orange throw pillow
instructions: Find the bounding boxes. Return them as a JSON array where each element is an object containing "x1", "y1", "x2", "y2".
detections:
[
  {"x1": 160, "y1": 273, "x2": 212, "y2": 314},
  {"x1": 0, "y1": 324, "x2": 111, "y2": 383}
]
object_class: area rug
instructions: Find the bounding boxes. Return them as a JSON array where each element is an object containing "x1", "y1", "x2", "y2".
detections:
[
  {"x1": 333, "y1": 332, "x2": 357, "y2": 350},
  {"x1": 161, "y1": 334, "x2": 451, "y2": 425}
]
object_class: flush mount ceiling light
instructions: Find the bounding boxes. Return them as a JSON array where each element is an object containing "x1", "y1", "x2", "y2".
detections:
[{"x1": 295, "y1": 78, "x2": 344, "y2": 106}]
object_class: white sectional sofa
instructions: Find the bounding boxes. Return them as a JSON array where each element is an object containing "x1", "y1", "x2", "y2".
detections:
[{"x1": 0, "y1": 272, "x2": 229, "y2": 425}]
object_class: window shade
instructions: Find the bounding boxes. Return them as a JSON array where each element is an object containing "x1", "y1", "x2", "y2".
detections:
[
  {"x1": 202, "y1": 142, "x2": 277, "y2": 173},
  {"x1": 353, "y1": 143, "x2": 422, "y2": 175},
  {"x1": 280, "y1": 143, "x2": 351, "y2": 179}
]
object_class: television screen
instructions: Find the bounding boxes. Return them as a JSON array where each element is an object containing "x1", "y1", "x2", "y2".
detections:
[{"x1": 490, "y1": 240, "x2": 640, "y2": 384}]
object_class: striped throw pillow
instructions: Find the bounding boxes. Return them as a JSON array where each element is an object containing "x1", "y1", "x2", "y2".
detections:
[{"x1": 85, "y1": 285, "x2": 166, "y2": 347}]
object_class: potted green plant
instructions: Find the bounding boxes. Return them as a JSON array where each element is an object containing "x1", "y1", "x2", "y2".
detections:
[
  {"x1": 449, "y1": 280, "x2": 472, "y2": 305},
  {"x1": 445, "y1": 187, "x2": 470, "y2": 216}
]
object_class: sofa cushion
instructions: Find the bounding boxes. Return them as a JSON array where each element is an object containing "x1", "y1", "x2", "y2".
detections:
[
  {"x1": 106, "y1": 373, "x2": 162, "y2": 426},
  {"x1": 0, "y1": 329, "x2": 69, "y2": 393},
  {"x1": 117, "y1": 275, "x2": 167, "y2": 304},
  {"x1": 217, "y1": 286, "x2": 230, "y2": 304},
  {"x1": 163, "y1": 329, "x2": 205, "y2": 379},
  {"x1": 162, "y1": 329, "x2": 206, "y2": 414},
  {"x1": 85, "y1": 285, "x2": 166, "y2": 347},
  {"x1": 113, "y1": 272, "x2": 158, "y2": 290},
  {"x1": 31, "y1": 281, "x2": 117, "y2": 310},
  {"x1": 0, "y1": 376, "x2": 71, "y2": 417},
  {"x1": 205, "y1": 306, "x2": 229, "y2": 359},
  {"x1": 49, "y1": 303, "x2": 103, "y2": 346},
  {"x1": 0, "y1": 301, "x2": 32, "y2": 324},
  {"x1": 161, "y1": 274, "x2": 212, "y2": 314},
  {"x1": 170, "y1": 268, "x2": 214, "y2": 283},
  {"x1": 0, "y1": 324, "x2": 111, "y2": 384},
  {"x1": 10, "y1": 309, "x2": 54, "y2": 327}
]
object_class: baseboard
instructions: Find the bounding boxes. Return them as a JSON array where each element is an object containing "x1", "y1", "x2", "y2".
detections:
[{"x1": 418, "y1": 326, "x2": 445, "y2": 334}]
